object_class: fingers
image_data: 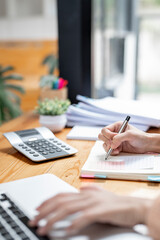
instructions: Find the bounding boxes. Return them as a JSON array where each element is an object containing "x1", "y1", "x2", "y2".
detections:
[
  {"x1": 103, "y1": 122, "x2": 123, "y2": 133},
  {"x1": 98, "y1": 122, "x2": 133, "y2": 143},
  {"x1": 103, "y1": 142, "x2": 120, "y2": 155},
  {"x1": 98, "y1": 122, "x2": 133, "y2": 155},
  {"x1": 66, "y1": 210, "x2": 95, "y2": 234},
  {"x1": 98, "y1": 133, "x2": 109, "y2": 143},
  {"x1": 101, "y1": 127, "x2": 135, "y2": 154},
  {"x1": 36, "y1": 192, "x2": 78, "y2": 211},
  {"x1": 99, "y1": 128, "x2": 117, "y2": 142},
  {"x1": 98, "y1": 128, "x2": 117, "y2": 153},
  {"x1": 29, "y1": 193, "x2": 84, "y2": 226},
  {"x1": 34, "y1": 196, "x2": 98, "y2": 236},
  {"x1": 36, "y1": 200, "x2": 90, "y2": 235},
  {"x1": 29, "y1": 191, "x2": 97, "y2": 235},
  {"x1": 110, "y1": 131, "x2": 132, "y2": 149}
]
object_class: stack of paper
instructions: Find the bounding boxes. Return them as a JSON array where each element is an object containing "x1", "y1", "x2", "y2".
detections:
[{"x1": 66, "y1": 95, "x2": 160, "y2": 131}]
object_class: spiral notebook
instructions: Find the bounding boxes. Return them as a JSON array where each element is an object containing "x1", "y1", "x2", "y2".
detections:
[{"x1": 81, "y1": 141, "x2": 160, "y2": 182}]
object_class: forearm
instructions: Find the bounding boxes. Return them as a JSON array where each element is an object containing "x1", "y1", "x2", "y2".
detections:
[
  {"x1": 147, "y1": 196, "x2": 160, "y2": 240},
  {"x1": 147, "y1": 133, "x2": 160, "y2": 153}
]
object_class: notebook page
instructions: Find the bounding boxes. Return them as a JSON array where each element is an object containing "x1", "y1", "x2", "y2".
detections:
[{"x1": 83, "y1": 141, "x2": 155, "y2": 172}]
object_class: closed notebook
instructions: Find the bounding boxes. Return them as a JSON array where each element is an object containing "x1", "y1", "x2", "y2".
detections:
[
  {"x1": 80, "y1": 141, "x2": 160, "y2": 182},
  {"x1": 67, "y1": 126, "x2": 102, "y2": 140}
]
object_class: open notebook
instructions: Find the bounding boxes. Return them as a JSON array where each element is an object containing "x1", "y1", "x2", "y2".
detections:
[{"x1": 81, "y1": 141, "x2": 160, "y2": 181}]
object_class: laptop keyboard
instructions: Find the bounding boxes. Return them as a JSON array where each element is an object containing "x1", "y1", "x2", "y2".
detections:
[{"x1": 0, "y1": 193, "x2": 49, "y2": 240}]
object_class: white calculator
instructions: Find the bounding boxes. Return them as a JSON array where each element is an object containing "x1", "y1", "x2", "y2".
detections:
[{"x1": 3, "y1": 127, "x2": 78, "y2": 162}]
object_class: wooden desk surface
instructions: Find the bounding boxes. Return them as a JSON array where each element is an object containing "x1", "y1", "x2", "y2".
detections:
[{"x1": 0, "y1": 112, "x2": 160, "y2": 198}]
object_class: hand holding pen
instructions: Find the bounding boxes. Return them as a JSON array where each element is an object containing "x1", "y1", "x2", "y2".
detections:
[
  {"x1": 98, "y1": 116, "x2": 152, "y2": 157},
  {"x1": 105, "y1": 116, "x2": 130, "y2": 160}
]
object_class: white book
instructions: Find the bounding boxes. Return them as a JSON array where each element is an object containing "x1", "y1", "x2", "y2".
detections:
[{"x1": 81, "y1": 141, "x2": 160, "y2": 181}]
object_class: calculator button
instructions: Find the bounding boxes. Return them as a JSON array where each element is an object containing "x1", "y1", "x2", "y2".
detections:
[
  {"x1": 42, "y1": 152, "x2": 48, "y2": 155},
  {"x1": 57, "y1": 143, "x2": 62, "y2": 145},
  {"x1": 26, "y1": 149, "x2": 30, "y2": 151},
  {"x1": 45, "y1": 148, "x2": 50, "y2": 151},
  {"x1": 61, "y1": 145, "x2": 66, "y2": 147},
  {"x1": 49, "y1": 138, "x2": 54, "y2": 141},
  {"x1": 22, "y1": 146, "x2": 27, "y2": 149},
  {"x1": 52, "y1": 146, "x2": 57, "y2": 149},
  {"x1": 53, "y1": 140, "x2": 58, "y2": 143},
  {"x1": 33, "y1": 154, "x2": 39, "y2": 157},
  {"x1": 29, "y1": 151, "x2": 35, "y2": 154},
  {"x1": 65, "y1": 148, "x2": 70, "y2": 150},
  {"x1": 19, "y1": 144, "x2": 24, "y2": 147},
  {"x1": 38, "y1": 143, "x2": 42, "y2": 146},
  {"x1": 49, "y1": 144, "x2": 53, "y2": 147},
  {"x1": 49, "y1": 150, "x2": 55, "y2": 153},
  {"x1": 39, "y1": 149, "x2": 43, "y2": 152},
  {"x1": 56, "y1": 149, "x2": 62, "y2": 152},
  {"x1": 35, "y1": 147, "x2": 39, "y2": 150}
]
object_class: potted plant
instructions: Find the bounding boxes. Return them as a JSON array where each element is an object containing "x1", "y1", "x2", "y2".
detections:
[
  {"x1": 40, "y1": 54, "x2": 68, "y2": 100},
  {"x1": 35, "y1": 98, "x2": 70, "y2": 132},
  {"x1": 0, "y1": 65, "x2": 25, "y2": 125}
]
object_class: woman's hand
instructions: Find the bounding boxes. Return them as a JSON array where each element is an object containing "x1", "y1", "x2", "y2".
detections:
[
  {"x1": 98, "y1": 122, "x2": 152, "y2": 155},
  {"x1": 29, "y1": 185, "x2": 151, "y2": 236}
]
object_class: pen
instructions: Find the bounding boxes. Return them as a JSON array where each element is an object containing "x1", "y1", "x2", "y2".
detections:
[{"x1": 105, "y1": 115, "x2": 131, "y2": 160}]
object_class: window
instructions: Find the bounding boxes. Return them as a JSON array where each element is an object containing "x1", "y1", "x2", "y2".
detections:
[
  {"x1": 0, "y1": 0, "x2": 7, "y2": 18},
  {"x1": 137, "y1": 0, "x2": 160, "y2": 102},
  {"x1": 92, "y1": 0, "x2": 136, "y2": 99},
  {"x1": 16, "y1": 0, "x2": 43, "y2": 17}
]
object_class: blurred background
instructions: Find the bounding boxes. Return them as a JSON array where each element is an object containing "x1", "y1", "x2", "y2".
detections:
[{"x1": 0, "y1": 0, "x2": 160, "y2": 118}]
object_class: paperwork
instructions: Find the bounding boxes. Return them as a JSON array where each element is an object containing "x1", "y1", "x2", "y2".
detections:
[
  {"x1": 66, "y1": 95, "x2": 160, "y2": 131},
  {"x1": 76, "y1": 95, "x2": 160, "y2": 127},
  {"x1": 81, "y1": 141, "x2": 160, "y2": 181}
]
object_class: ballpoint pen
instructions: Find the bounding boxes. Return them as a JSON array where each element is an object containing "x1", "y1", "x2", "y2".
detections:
[{"x1": 105, "y1": 115, "x2": 131, "y2": 160}]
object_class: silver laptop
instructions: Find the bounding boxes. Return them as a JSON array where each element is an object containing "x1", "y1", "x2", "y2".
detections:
[{"x1": 0, "y1": 174, "x2": 151, "y2": 240}]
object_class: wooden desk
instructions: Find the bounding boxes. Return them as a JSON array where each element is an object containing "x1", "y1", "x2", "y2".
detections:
[{"x1": 0, "y1": 112, "x2": 160, "y2": 198}]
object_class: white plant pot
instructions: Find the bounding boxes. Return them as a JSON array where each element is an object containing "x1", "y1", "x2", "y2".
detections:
[{"x1": 39, "y1": 114, "x2": 67, "y2": 133}]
